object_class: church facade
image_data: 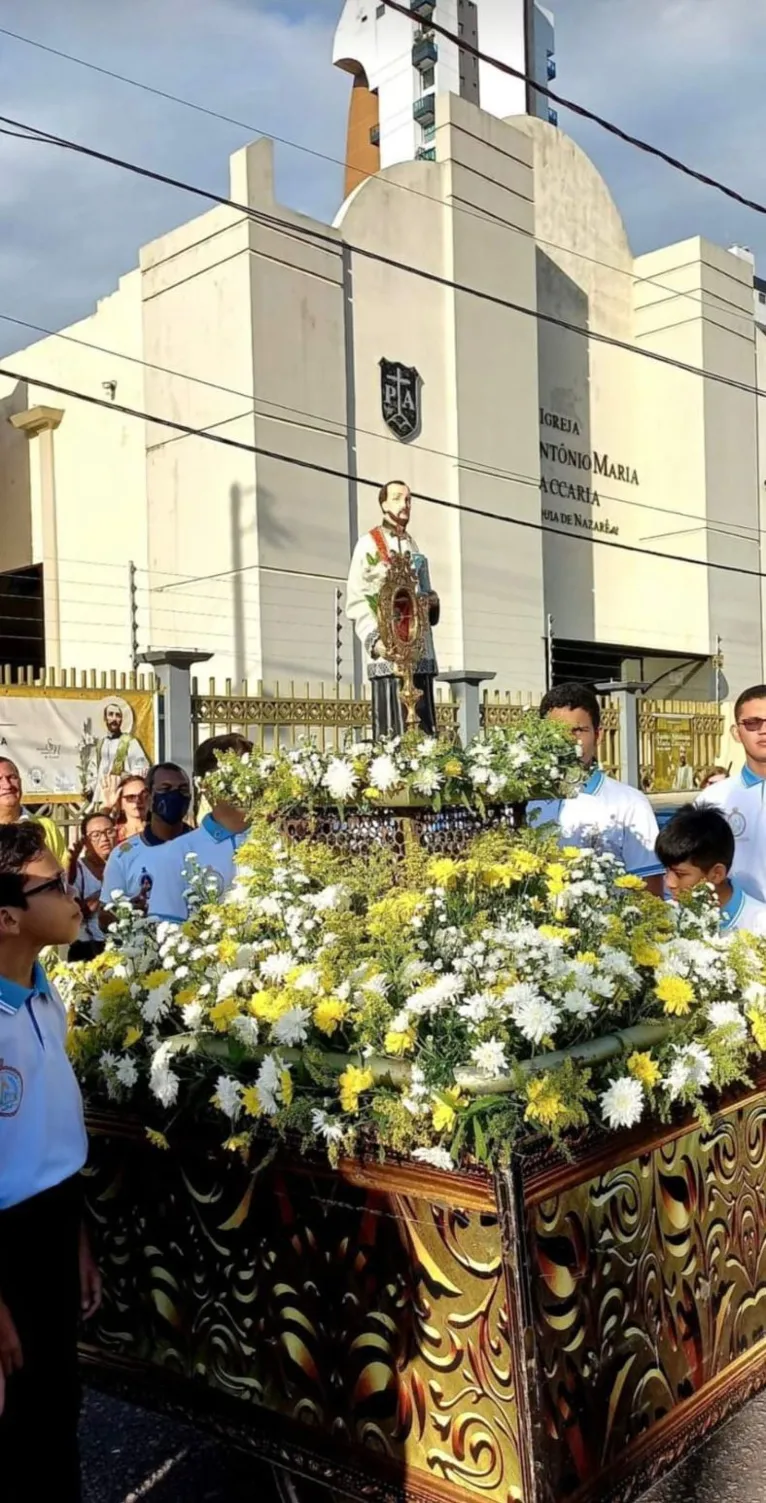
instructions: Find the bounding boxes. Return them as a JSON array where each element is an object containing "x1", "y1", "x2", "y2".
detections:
[{"x1": 0, "y1": 95, "x2": 763, "y2": 700}]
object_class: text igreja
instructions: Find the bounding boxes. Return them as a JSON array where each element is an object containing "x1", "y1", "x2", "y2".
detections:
[{"x1": 539, "y1": 440, "x2": 639, "y2": 489}]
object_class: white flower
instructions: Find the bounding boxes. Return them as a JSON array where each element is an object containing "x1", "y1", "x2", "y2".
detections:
[
  {"x1": 234, "y1": 944, "x2": 256, "y2": 969},
  {"x1": 141, "y1": 982, "x2": 173, "y2": 1024},
  {"x1": 311, "y1": 885, "x2": 348, "y2": 913},
  {"x1": 406, "y1": 974, "x2": 465, "y2": 1016},
  {"x1": 562, "y1": 988, "x2": 597, "y2": 1019},
  {"x1": 402, "y1": 1063, "x2": 429, "y2": 1116},
  {"x1": 411, "y1": 766, "x2": 443, "y2": 797},
  {"x1": 323, "y1": 757, "x2": 358, "y2": 801},
  {"x1": 311, "y1": 1108, "x2": 345, "y2": 1145},
  {"x1": 470, "y1": 1037, "x2": 509, "y2": 1078},
  {"x1": 665, "y1": 1043, "x2": 713, "y2": 1098},
  {"x1": 230, "y1": 1014, "x2": 261, "y2": 1050},
  {"x1": 271, "y1": 1005, "x2": 311, "y2": 1046},
  {"x1": 260, "y1": 953, "x2": 295, "y2": 984},
  {"x1": 368, "y1": 753, "x2": 400, "y2": 793},
  {"x1": 412, "y1": 1146, "x2": 454, "y2": 1172},
  {"x1": 115, "y1": 1056, "x2": 139, "y2": 1090},
  {"x1": 708, "y1": 1001, "x2": 746, "y2": 1038},
  {"x1": 256, "y1": 1054, "x2": 283, "y2": 1116},
  {"x1": 182, "y1": 1001, "x2": 205, "y2": 1029},
  {"x1": 149, "y1": 1056, "x2": 180, "y2": 1109},
  {"x1": 293, "y1": 967, "x2": 321, "y2": 993},
  {"x1": 600, "y1": 1076, "x2": 644, "y2": 1130},
  {"x1": 214, "y1": 1074, "x2": 242, "y2": 1121},
  {"x1": 505, "y1": 984, "x2": 560, "y2": 1046},
  {"x1": 457, "y1": 992, "x2": 495, "y2": 1024},
  {"x1": 216, "y1": 969, "x2": 250, "y2": 1002}
]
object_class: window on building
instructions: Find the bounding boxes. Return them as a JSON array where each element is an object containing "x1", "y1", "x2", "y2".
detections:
[
  {"x1": 759, "y1": 291, "x2": 766, "y2": 304},
  {"x1": 376, "y1": 3, "x2": 385, "y2": 14},
  {"x1": 421, "y1": 65, "x2": 435, "y2": 89}
]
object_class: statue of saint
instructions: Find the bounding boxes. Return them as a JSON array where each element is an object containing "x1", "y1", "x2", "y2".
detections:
[{"x1": 346, "y1": 481, "x2": 439, "y2": 739}]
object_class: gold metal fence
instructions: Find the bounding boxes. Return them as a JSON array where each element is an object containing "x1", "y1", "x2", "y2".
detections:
[{"x1": 190, "y1": 679, "x2": 460, "y2": 753}]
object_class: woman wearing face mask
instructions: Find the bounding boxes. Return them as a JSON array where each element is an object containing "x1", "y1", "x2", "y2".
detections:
[
  {"x1": 68, "y1": 811, "x2": 117, "y2": 960},
  {"x1": 98, "y1": 762, "x2": 192, "y2": 927}
]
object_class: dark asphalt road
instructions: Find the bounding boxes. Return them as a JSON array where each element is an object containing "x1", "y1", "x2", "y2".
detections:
[{"x1": 82, "y1": 1387, "x2": 766, "y2": 1502}]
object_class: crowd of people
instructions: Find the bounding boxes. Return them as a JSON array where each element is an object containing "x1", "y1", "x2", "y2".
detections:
[{"x1": 5, "y1": 682, "x2": 766, "y2": 1497}]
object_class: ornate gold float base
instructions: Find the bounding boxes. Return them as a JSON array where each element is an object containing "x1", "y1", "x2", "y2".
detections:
[{"x1": 81, "y1": 1082, "x2": 766, "y2": 1503}]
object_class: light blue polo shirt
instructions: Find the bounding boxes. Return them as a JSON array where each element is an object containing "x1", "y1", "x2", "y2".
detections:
[
  {"x1": 147, "y1": 814, "x2": 249, "y2": 922},
  {"x1": 101, "y1": 831, "x2": 165, "y2": 907},
  {"x1": 528, "y1": 767, "x2": 663, "y2": 878},
  {"x1": 697, "y1": 767, "x2": 766, "y2": 901},
  {"x1": 0, "y1": 962, "x2": 87, "y2": 1211},
  {"x1": 719, "y1": 879, "x2": 766, "y2": 936}
]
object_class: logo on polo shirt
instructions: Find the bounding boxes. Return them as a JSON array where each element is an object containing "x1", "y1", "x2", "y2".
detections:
[
  {"x1": 203, "y1": 867, "x2": 226, "y2": 901},
  {"x1": 0, "y1": 1058, "x2": 23, "y2": 1116},
  {"x1": 728, "y1": 808, "x2": 747, "y2": 838}
]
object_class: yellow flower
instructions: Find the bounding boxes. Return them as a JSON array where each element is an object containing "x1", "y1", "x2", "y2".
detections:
[
  {"x1": 628, "y1": 1052, "x2": 662, "y2": 1089},
  {"x1": 242, "y1": 1085, "x2": 263, "y2": 1118},
  {"x1": 633, "y1": 941, "x2": 661, "y2": 968},
  {"x1": 143, "y1": 969, "x2": 172, "y2": 991},
  {"x1": 427, "y1": 857, "x2": 461, "y2": 888},
  {"x1": 218, "y1": 937, "x2": 239, "y2": 964},
  {"x1": 443, "y1": 758, "x2": 463, "y2": 778},
  {"x1": 561, "y1": 846, "x2": 581, "y2": 860},
  {"x1": 250, "y1": 990, "x2": 291, "y2": 1023},
  {"x1": 223, "y1": 1134, "x2": 250, "y2": 1155},
  {"x1": 615, "y1": 874, "x2": 646, "y2": 891},
  {"x1": 656, "y1": 974, "x2": 694, "y2": 1016},
  {"x1": 384, "y1": 1027, "x2": 416, "y2": 1056},
  {"x1": 145, "y1": 1128, "x2": 169, "y2": 1151},
  {"x1": 363, "y1": 787, "x2": 382, "y2": 801},
  {"x1": 123, "y1": 1025, "x2": 142, "y2": 1049},
  {"x1": 339, "y1": 1064, "x2": 374, "y2": 1113},
  {"x1": 431, "y1": 1088, "x2": 462, "y2": 1133},
  {"x1": 577, "y1": 951, "x2": 598, "y2": 966},
  {"x1": 748, "y1": 1008, "x2": 766, "y2": 1051},
  {"x1": 176, "y1": 986, "x2": 198, "y2": 1008},
  {"x1": 524, "y1": 1076, "x2": 566, "y2": 1128},
  {"x1": 209, "y1": 997, "x2": 241, "y2": 1032},
  {"x1": 367, "y1": 891, "x2": 423, "y2": 938},
  {"x1": 313, "y1": 998, "x2": 350, "y2": 1036},
  {"x1": 538, "y1": 924, "x2": 576, "y2": 942},
  {"x1": 546, "y1": 862, "x2": 569, "y2": 897},
  {"x1": 281, "y1": 1071, "x2": 294, "y2": 1107},
  {"x1": 97, "y1": 977, "x2": 130, "y2": 1003}
]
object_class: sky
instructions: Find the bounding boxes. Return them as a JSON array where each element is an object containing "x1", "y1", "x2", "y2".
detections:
[{"x1": 0, "y1": 0, "x2": 762, "y2": 354}]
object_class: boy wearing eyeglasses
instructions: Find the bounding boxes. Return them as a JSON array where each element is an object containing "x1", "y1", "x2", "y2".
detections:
[
  {"x1": 696, "y1": 684, "x2": 766, "y2": 901},
  {"x1": 0, "y1": 824, "x2": 101, "y2": 1500}
]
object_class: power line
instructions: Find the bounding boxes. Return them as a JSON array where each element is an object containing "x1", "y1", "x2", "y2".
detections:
[
  {"x1": 0, "y1": 22, "x2": 758, "y2": 344},
  {"x1": 3, "y1": 356, "x2": 765, "y2": 587},
  {"x1": 4, "y1": 106, "x2": 766, "y2": 421},
  {"x1": 3, "y1": 308, "x2": 763, "y2": 545},
  {"x1": 381, "y1": 0, "x2": 766, "y2": 223}
]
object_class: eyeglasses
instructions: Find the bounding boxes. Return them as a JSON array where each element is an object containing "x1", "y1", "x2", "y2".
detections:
[
  {"x1": 23, "y1": 874, "x2": 73, "y2": 900},
  {"x1": 122, "y1": 795, "x2": 145, "y2": 805},
  {"x1": 738, "y1": 717, "x2": 766, "y2": 732}
]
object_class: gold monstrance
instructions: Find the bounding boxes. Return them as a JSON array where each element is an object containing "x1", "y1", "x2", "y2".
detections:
[{"x1": 376, "y1": 551, "x2": 429, "y2": 729}]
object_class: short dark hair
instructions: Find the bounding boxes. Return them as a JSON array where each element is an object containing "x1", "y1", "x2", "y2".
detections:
[
  {"x1": 734, "y1": 685, "x2": 766, "y2": 721},
  {"x1": 81, "y1": 810, "x2": 114, "y2": 840},
  {"x1": 0, "y1": 822, "x2": 46, "y2": 908},
  {"x1": 539, "y1": 682, "x2": 601, "y2": 733},
  {"x1": 378, "y1": 479, "x2": 409, "y2": 508},
  {"x1": 194, "y1": 734, "x2": 251, "y2": 779},
  {"x1": 146, "y1": 761, "x2": 188, "y2": 792},
  {"x1": 655, "y1": 807, "x2": 734, "y2": 874}
]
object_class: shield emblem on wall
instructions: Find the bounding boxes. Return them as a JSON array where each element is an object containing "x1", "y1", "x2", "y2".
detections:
[{"x1": 380, "y1": 359, "x2": 421, "y2": 442}]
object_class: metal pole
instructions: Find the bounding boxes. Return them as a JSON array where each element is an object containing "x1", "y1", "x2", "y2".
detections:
[
  {"x1": 714, "y1": 634, "x2": 723, "y2": 705},
  {"x1": 545, "y1": 613, "x2": 554, "y2": 690},
  {"x1": 334, "y1": 587, "x2": 343, "y2": 685},
  {"x1": 128, "y1": 560, "x2": 139, "y2": 671}
]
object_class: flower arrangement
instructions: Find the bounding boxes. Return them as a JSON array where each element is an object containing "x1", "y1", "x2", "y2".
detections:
[
  {"x1": 62, "y1": 818, "x2": 766, "y2": 1172},
  {"x1": 200, "y1": 714, "x2": 584, "y2": 818}
]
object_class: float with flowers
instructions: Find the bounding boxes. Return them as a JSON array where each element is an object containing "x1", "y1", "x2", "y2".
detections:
[{"x1": 67, "y1": 719, "x2": 766, "y2": 1503}]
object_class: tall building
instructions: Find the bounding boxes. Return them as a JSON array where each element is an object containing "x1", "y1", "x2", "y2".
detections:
[{"x1": 333, "y1": 0, "x2": 555, "y2": 198}]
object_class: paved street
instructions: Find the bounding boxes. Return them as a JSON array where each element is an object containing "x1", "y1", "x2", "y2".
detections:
[{"x1": 82, "y1": 1387, "x2": 766, "y2": 1502}]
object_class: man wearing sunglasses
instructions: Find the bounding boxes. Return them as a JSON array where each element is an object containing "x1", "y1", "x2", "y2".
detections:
[
  {"x1": 0, "y1": 823, "x2": 101, "y2": 1499},
  {"x1": 696, "y1": 684, "x2": 766, "y2": 900}
]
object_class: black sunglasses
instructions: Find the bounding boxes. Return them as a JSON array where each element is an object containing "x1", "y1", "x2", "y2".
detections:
[{"x1": 24, "y1": 874, "x2": 73, "y2": 900}]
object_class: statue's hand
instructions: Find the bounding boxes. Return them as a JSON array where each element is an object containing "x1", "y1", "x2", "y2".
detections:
[
  {"x1": 371, "y1": 638, "x2": 387, "y2": 660},
  {"x1": 427, "y1": 592, "x2": 440, "y2": 627}
]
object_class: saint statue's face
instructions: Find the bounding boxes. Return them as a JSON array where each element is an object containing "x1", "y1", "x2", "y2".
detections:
[
  {"x1": 381, "y1": 483, "x2": 411, "y2": 533},
  {"x1": 105, "y1": 706, "x2": 123, "y2": 738}
]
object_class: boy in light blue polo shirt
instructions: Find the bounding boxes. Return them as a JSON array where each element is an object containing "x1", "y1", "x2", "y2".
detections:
[
  {"x1": 656, "y1": 806, "x2": 766, "y2": 936},
  {"x1": 0, "y1": 824, "x2": 101, "y2": 1499},
  {"x1": 696, "y1": 683, "x2": 766, "y2": 902},
  {"x1": 147, "y1": 734, "x2": 252, "y2": 923}
]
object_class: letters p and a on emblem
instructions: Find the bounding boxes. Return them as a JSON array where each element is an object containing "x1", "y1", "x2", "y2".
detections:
[{"x1": 380, "y1": 359, "x2": 422, "y2": 442}]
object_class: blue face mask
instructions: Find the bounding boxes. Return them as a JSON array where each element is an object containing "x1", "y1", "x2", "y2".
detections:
[{"x1": 152, "y1": 788, "x2": 191, "y2": 825}]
